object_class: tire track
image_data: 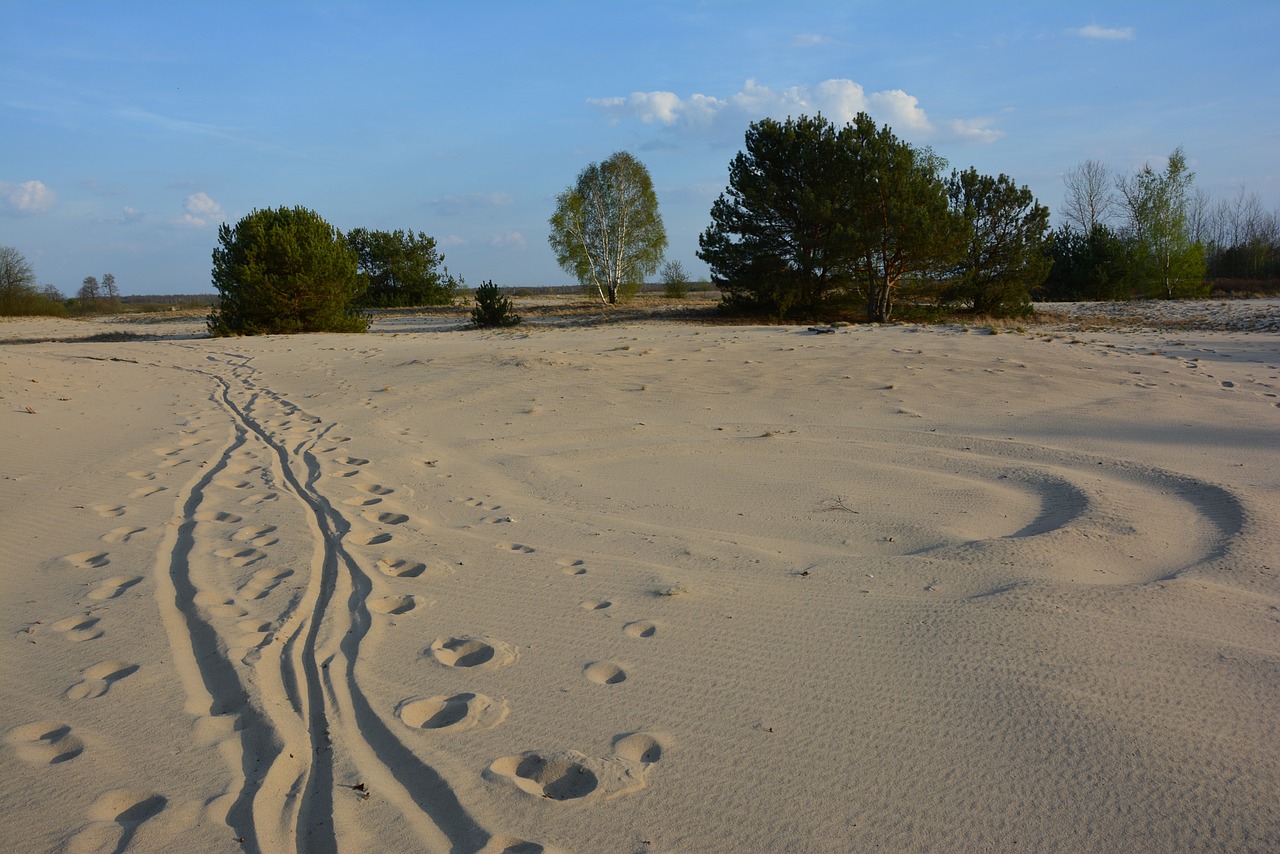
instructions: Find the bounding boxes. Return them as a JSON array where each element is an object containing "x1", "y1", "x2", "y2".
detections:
[{"x1": 152, "y1": 352, "x2": 490, "y2": 853}]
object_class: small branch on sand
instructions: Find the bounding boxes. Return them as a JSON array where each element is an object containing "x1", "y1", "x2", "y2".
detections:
[{"x1": 823, "y1": 495, "x2": 859, "y2": 513}]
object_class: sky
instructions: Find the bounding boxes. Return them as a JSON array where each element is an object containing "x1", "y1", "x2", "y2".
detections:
[{"x1": 2, "y1": 1, "x2": 1278, "y2": 296}]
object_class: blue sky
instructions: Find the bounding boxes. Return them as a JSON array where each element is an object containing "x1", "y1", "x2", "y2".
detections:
[{"x1": 2, "y1": 1, "x2": 1277, "y2": 295}]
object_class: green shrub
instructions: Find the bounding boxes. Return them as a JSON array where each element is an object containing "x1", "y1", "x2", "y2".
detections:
[
  {"x1": 471, "y1": 280, "x2": 521, "y2": 327},
  {"x1": 208, "y1": 206, "x2": 368, "y2": 336},
  {"x1": 660, "y1": 259, "x2": 689, "y2": 299}
]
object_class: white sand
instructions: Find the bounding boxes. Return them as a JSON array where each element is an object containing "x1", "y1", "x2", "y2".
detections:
[{"x1": 2, "y1": 306, "x2": 1278, "y2": 853}]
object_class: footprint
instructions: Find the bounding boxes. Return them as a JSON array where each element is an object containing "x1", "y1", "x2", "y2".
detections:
[
  {"x1": 128, "y1": 485, "x2": 168, "y2": 498},
  {"x1": 66, "y1": 661, "x2": 139, "y2": 700},
  {"x1": 584, "y1": 660, "x2": 628, "y2": 685},
  {"x1": 397, "y1": 693, "x2": 508, "y2": 732},
  {"x1": 88, "y1": 576, "x2": 142, "y2": 601},
  {"x1": 622, "y1": 620, "x2": 658, "y2": 639},
  {"x1": 369, "y1": 594, "x2": 429, "y2": 615},
  {"x1": 370, "y1": 511, "x2": 409, "y2": 526},
  {"x1": 492, "y1": 753, "x2": 600, "y2": 801},
  {"x1": 5, "y1": 720, "x2": 85, "y2": 765},
  {"x1": 239, "y1": 492, "x2": 279, "y2": 506},
  {"x1": 64, "y1": 551, "x2": 110, "y2": 570},
  {"x1": 580, "y1": 599, "x2": 612, "y2": 612},
  {"x1": 194, "y1": 510, "x2": 242, "y2": 524},
  {"x1": 126, "y1": 471, "x2": 156, "y2": 481},
  {"x1": 214, "y1": 546, "x2": 267, "y2": 567},
  {"x1": 52, "y1": 614, "x2": 103, "y2": 642},
  {"x1": 487, "y1": 748, "x2": 659, "y2": 802},
  {"x1": 557, "y1": 558, "x2": 587, "y2": 576},
  {"x1": 496, "y1": 542, "x2": 535, "y2": 554},
  {"x1": 239, "y1": 567, "x2": 293, "y2": 599},
  {"x1": 338, "y1": 456, "x2": 369, "y2": 466},
  {"x1": 357, "y1": 484, "x2": 395, "y2": 495},
  {"x1": 87, "y1": 504, "x2": 127, "y2": 518},
  {"x1": 194, "y1": 594, "x2": 248, "y2": 620},
  {"x1": 343, "y1": 496, "x2": 384, "y2": 507},
  {"x1": 101, "y1": 526, "x2": 146, "y2": 544},
  {"x1": 375, "y1": 558, "x2": 426, "y2": 578},
  {"x1": 459, "y1": 497, "x2": 501, "y2": 510},
  {"x1": 66, "y1": 789, "x2": 167, "y2": 854},
  {"x1": 612, "y1": 731, "x2": 667, "y2": 764},
  {"x1": 428, "y1": 636, "x2": 518, "y2": 669},
  {"x1": 347, "y1": 526, "x2": 393, "y2": 546},
  {"x1": 231, "y1": 524, "x2": 278, "y2": 547}
]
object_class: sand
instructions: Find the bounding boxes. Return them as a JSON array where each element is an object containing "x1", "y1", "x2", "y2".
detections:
[{"x1": 2, "y1": 304, "x2": 1278, "y2": 853}]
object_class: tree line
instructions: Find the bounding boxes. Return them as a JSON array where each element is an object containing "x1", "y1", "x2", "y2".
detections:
[
  {"x1": 0, "y1": 249, "x2": 129, "y2": 317},
  {"x1": 7, "y1": 111, "x2": 1275, "y2": 329},
  {"x1": 1045, "y1": 155, "x2": 1279, "y2": 300}
]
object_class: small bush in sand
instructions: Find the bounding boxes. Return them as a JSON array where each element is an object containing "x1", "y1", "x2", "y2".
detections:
[{"x1": 471, "y1": 280, "x2": 521, "y2": 328}]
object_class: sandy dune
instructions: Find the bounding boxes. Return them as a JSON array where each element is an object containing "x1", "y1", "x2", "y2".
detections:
[{"x1": 2, "y1": 308, "x2": 1278, "y2": 853}]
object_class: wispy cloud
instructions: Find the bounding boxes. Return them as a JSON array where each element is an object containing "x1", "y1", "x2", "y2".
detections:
[
  {"x1": 1071, "y1": 25, "x2": 1135, "y2": 41},
  {"x1": 432, "y1": 192, "x2": 515, "y2": 216},
  {"x1": 177, "y1": 192, "x2": 224, "y2": 227},
  {"x1": 1, "y1": 180, "x2": 57, "y2": 213},
  {"x1": 589, "y1": 78, "x2": 1000, "y2": 144},
  {"x1": 489, "y1": 231, "x2": 526, "y2": 250},
  {"x1": 117, "y1": 107, "x2": 245, "y2": 142}
]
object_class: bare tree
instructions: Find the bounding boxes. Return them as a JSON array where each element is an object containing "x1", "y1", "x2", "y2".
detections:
[
  {"x1": 101, "y1": 272, "x2": 121, "y2": 310},
  {"x1": 1060, "y1": 159, "x2": 1116, "y2": 234},
  {"x1": 1187, "y1": 188, "x2": 1216, "y2": 245},
  {"x1": 78, "y1": 275, "x2": 100, "y2": 304}
]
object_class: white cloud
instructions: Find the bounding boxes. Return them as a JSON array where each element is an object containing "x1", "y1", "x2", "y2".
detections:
[
  {"x1": 589, "y1": 78, "x2": 999, "y2": 143},
  {"x1": 178, "y1": 192, "x2": 224, "y2": 227},
  {"x1": 947, "y1": 118, "x2": 1005, "y2": 144},
  {"x1": 2, "y1": 179, "x2": 57, "y2": 213},
  {"x1": 1072, "y1": 25, "x2": 1135, "y2": 41},
  {"x1": 489, "y1": 231, "x2": 526, "y2": 250}
]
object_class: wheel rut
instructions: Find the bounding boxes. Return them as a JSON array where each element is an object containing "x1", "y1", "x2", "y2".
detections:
[{"x1": 148, "y1": 351, "x2": 489, "y2": 853}]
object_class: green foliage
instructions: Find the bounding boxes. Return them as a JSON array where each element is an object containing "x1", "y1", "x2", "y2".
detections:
[
  {"x1": 1041, "y1": 224, "x2": 1135, "y2": 301},
  {"x1": 549, "y1": 151, "x2": 667, "y2": 305},
  {"x1": 944, "y1": 168, "x2": 1051, "y2": 317},
  {"x1": 698, "y1": 113, "x2": 963, "y2": 322},
  {"x1": 208, "y1": 206, "x2": 368, "y2": 336},
  {"x1": 660, "y1": 259, "x2": 689, "y2": 299},
  {"x1": 0, "y1": 246, "x2": 65, "y2": 316},
  {"x1": 1118, "y1": 147, "x2": 1208, "y2": 298},
  {"x1": 470, "y1": 280, "x2": 521, "y2": 327},
  {"x1": 346, "y1": 227, "x2": 456, "y2": 307}
]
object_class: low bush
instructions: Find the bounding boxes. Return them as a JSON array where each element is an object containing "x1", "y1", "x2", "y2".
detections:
[{"x1": 471, "y1": 280, "x2": 521, "y2": 327}]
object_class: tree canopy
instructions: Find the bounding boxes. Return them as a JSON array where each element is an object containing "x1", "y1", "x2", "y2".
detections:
[
  {"x1": 945, "y1": 168, "x2": 1051, "y2": 317},
  {"x1": 549, "y1": 151, "x2": 667, "y2": 305},
  {"x1": 346, "y1": 227, "x2": 456, "y2": 307},
  {"x1": 698, "y1": 113, "x2": 963, "y2": 321},
  {"x1": 208, "y1": 206, "x2": 368, "y2": 336},
  {"x1": 1117, "y1": 147, "x2": 1208, "y2": 298}
]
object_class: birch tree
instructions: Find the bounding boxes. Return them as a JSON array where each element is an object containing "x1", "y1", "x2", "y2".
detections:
[
  {"x1": 548, "y1": 151, "x2": 667, "y2": 305},
  {"x1": 1117, "y1": 147, "x2": 1207, "y2": 298}
]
